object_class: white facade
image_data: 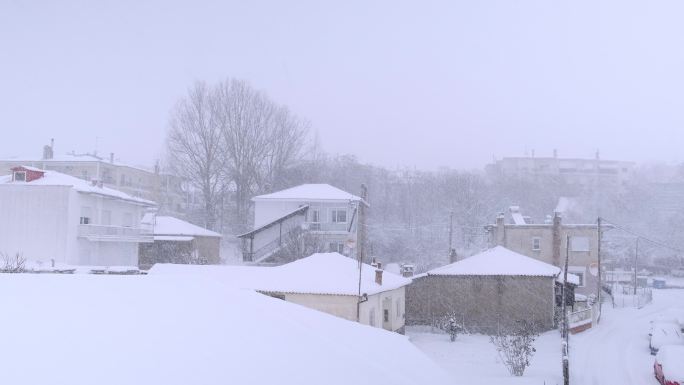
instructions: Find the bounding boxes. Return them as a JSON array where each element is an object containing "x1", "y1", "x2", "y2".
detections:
[
  {"x1": 0, "y1": 169, "x2": 154, "y2": 266},
  {"x1": 244, "y1": 184, "x2": 364, "y2": 261}
]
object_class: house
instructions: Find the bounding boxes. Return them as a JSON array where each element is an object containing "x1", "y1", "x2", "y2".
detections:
[
  {"x1": 238, "y1": 184, "x2": 367, "y2": 263},
  {"x1": 0, "y1": 166, "x2": 155, "y2": 266},
  {"x1": 485, "y1": 152, "x2": 634, "y2": 190},
  {"x1": 138, "y1": 215, "x2": 222, "y2": 269},
  {"x1": 149, "y1": 252, "x2": 411, "y2": 333},
  {"x1": 484, "y1": 206, "x2": 599, "y2": 297},
  {"x1": 0, "y1": 140, "x2": 187, "y2": 216},
  {"x1": 0, "y1": 274, "x2": 451, "y2": 385},
  {"x1": 406, "y1": 246, "x2": 562, "y2": 333}
]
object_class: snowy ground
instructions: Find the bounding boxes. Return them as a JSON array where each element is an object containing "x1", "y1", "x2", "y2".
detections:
[
  {"x1": 408, "y1": 327, "x2": 562, "y2": 385},
  {"x1": 409, "y1": 289, "x2": 684, "y2": 385},
  {"x1": 572, "y1": 289, "x2": 684, "y2": 385}
]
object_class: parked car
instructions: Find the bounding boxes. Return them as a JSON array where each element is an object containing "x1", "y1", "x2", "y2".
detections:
[
  {"x1": 650, "y1": 321, "x2": 684, "y2": 355},
  {"x1": 654, "y1": 345, "x2": 684, "y2": 385}
]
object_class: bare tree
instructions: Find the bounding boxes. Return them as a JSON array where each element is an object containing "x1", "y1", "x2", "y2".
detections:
[
  {"x1": 490, "y1": 320, "x2": 539, "y2": 377},
  {"x1": 215, "y1": 79, "x2": 308, "y2": 230},
  {"x1": 1, "y1": 252, "x2": 26, "y2": 273},
  {"x1": 167, "y1": 81, "x2": 227, "y2": 230}
]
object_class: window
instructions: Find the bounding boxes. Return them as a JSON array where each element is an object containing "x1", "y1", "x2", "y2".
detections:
[
  {"x1": 329, "y1": 242, "x2": 344, "y2": 253},
  {"x1": 532, "y1": 237, "x2": 541, "y2": 251},
  {"x1": 331, "y1": 209, "x2": 347, "y2": 223},
  {"x1": 13, "y1": 171, "x2": 26, "y2": 182},
  {"x1": 369, "y1": 308, "x2": 376, "y2": 326},
  {"x1": 80, "y1": 207, "x2": 92, "y2": 225},
  {"x1": 570, "y1": 236, "x2": 590, "y2": 252},
  {"x1": 383, "y1": 309, "x2": 389, "y2": 323}
]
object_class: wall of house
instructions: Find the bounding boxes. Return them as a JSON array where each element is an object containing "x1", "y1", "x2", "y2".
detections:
[
  {"x1": 282, "y1": 293, "x2": 359, "y2": 321},
  {"x1": 359, "y1": 287, "x2": 406, "y2": 333},
  {"x1": 0, "y1": 185, "x2": 72, "y2": 264},
  {"x1": 74, "y1": 193, "x2": 149, "y2": 266},
  {"x1": 194, "y1": 236, "x2": 221, "y2": 264},
  {"x1": 281, "y1": 287, "x2": 406, "y2": 333},
  {"x1": 406, "y1": 275, "x2": 556, "y2": 334},
  {"x1": 254, "y1": 200, "x2": 303, "y2": 227},
  {"x1": 491, "y1": 224, "x2": 599, "y2": 296}
]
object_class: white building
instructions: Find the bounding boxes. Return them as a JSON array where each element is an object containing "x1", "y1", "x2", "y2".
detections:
[
  {"x1": 150, "y1": 252, "x2": 411, "y2": 333},
  {"x1": 239, "y1": 184, "x2": 367, "y2": 263},
  {"x1": 0, "y1": 166, "x2": 155, "y2": 266}
]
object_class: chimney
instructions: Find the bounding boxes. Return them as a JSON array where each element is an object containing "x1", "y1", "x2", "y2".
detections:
[
  {"x1": 495, "y1": 213, "x2": 506, "y2": 246},
  {"x1": 110, "y1": 153, "x2": 114, "y2": 163},
  {"x1": 552, "y1": 212, "x2": 562, "y2": 266},
  {"x1": 42, "y1": 139, "x2": 54, "y2": 160},
  {"x1": 375, "y1": 269, "x2": 383, "y2": 285}
]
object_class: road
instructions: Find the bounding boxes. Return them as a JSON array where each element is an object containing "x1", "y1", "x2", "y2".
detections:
[{"x1": 571, "y1": 289, "x2": 684, "y2": 385}]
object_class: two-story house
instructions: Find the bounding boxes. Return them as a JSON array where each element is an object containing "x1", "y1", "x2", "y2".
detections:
[
  {"x1": 485, "y1": 206, "x2": 600, "y2": 297},
  {"x1": 0, "y1": 140, "x2": 187, "y2": 216},
  {"x1": 238, "y1": 184, "x2": 367, "y2": 263},
  {"x1": 0, "y1": 166, "x2": 155, "y2": 266}
]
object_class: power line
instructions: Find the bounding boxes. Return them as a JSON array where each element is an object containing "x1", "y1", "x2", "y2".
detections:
[{"x1": 599, "y1": 217, "x2": 684, "y2": 254}]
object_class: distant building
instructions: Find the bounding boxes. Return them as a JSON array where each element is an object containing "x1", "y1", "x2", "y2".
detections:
[
  {"x1": 406, "y1": 246, "x2": 562, "y2": 333},
  {"x1": 149, "y1": 252, "x2": 411, "y2": 333},
  {"x1": 0, "y1": 140, "x2": 187, "y2": 217},
  {"x1": 485, "y1": 207, "x2": 599, "y2": 297},
  {"x1": 138, "y1": 215, "x2": 222, "y2": 269},
  {"x1": 0, "y1": 166, "x2": 155, "y2": 266},
  {"x1": 485, "y1": 152, "x2": 634, "y2": 189},
  {"x1": 238, "y1": 184, "x2": 367, "y2": 263}
]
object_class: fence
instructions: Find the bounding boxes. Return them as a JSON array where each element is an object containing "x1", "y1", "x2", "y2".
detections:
[{"x1": 611, "y1": 285, "x2": 653, "y2": 308}]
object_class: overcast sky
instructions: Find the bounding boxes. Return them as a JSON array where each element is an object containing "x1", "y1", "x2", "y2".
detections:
[{"x1": 2, "y1": 0, "x2": 684, "y2": 170}]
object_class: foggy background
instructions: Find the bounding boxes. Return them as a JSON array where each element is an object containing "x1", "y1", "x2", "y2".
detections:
[{"x1": 2, "y1": 0, "x2": 684, "y2": 169}]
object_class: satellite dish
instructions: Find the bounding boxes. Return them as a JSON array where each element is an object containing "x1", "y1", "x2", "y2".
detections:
[{"x1": 589, "y1": 263, "x2": 599, "y2": 277}]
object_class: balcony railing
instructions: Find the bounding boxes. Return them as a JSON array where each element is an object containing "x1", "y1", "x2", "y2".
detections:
[
  {"x1": 305, "y1": 222, "x2": 350, "y2": 232},
  {"x1": 78, "y1": 224, "x2": 153, "y2": 243}
]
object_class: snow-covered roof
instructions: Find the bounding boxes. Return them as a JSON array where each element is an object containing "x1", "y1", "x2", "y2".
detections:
[
  {"x1": 0, "y1": 152, "x2": 154, "y2": 173},
  {"x1": 428, "y1": 246, "x2": 561, "y2": 277},
  {"x1": 153, "y1": 216, "x2": 221, "y2": 238},
  {"x1": 0, "y1": 274, "x2": 450, "y2": 385},
  {"x1": 0, "y1": 169, "x2": 155, "y2": 205},
  {"x1": 657, "y1": 345, "x2": 684, "y2": 381},
  {"x1": 253, "y1": 183, "x2": 363, "y2": 202},
  {"x1": 149, "y1": 252, "x2": 412, "y2": 296},
  {"x1": 154, "y1": 235, "x2": 194, "y2": 242}
]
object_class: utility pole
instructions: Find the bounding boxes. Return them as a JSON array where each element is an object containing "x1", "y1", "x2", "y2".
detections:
[
  {"x1": 634, "y1": 237, "x2": 639, "y2": 296},
  {"x1": 561, "y1": 235, "x2": 570, "y2": 385},
  {"x1": 597, "y1": 217, "x2": 602, "y2": 323},
  {"x1": 356, "y1": 184, "x2": 368, "y2": 322},
  {"x1": 448, "y1": 210, "x2": 454, "y2": 257}
]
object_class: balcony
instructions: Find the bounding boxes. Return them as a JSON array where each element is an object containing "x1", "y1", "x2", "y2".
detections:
[
  {"x1": 305, "y1": 222, "x2": 350, "y2": 233},
  {"x1": 78, "y1": 224, "x2": 153, "y2": 243}
]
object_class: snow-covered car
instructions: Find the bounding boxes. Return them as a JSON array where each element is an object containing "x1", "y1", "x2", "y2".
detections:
[
  {"x1": 654, "y1": 345, "x2": 684, "y2": 385},
  {"x1": 650, "y1": 322, "x2": 684, "y2": 355}
]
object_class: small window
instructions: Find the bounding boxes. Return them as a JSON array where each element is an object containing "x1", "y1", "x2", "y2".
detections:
[
  {"x1": 532, "y1": 237, "x2": 541, "y2": 251},
  {"x1": 13, "y1": 171, "x2": 26, "y2": 182},
  {"x1": 570, "y1": 237, "x2": 590, "y2": 252},
  {"x1": 329, "y1": 242, "x2": 344, "y2": 253},
  {"x1": 383, "y1": 309, "x2": 389, "y2": 322},
  {"x1": 369, "y1": 309, "x2": 376, "y2": 326},
  {"x1": 331, "y1": 209, "x2": 347, "y2": 223},
  {"x1": 80, "y1": 217, "x2": 91, "y2": 225},
  {"x1": 310, "y1": 210, "x2": 320, "y2": 223}
]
